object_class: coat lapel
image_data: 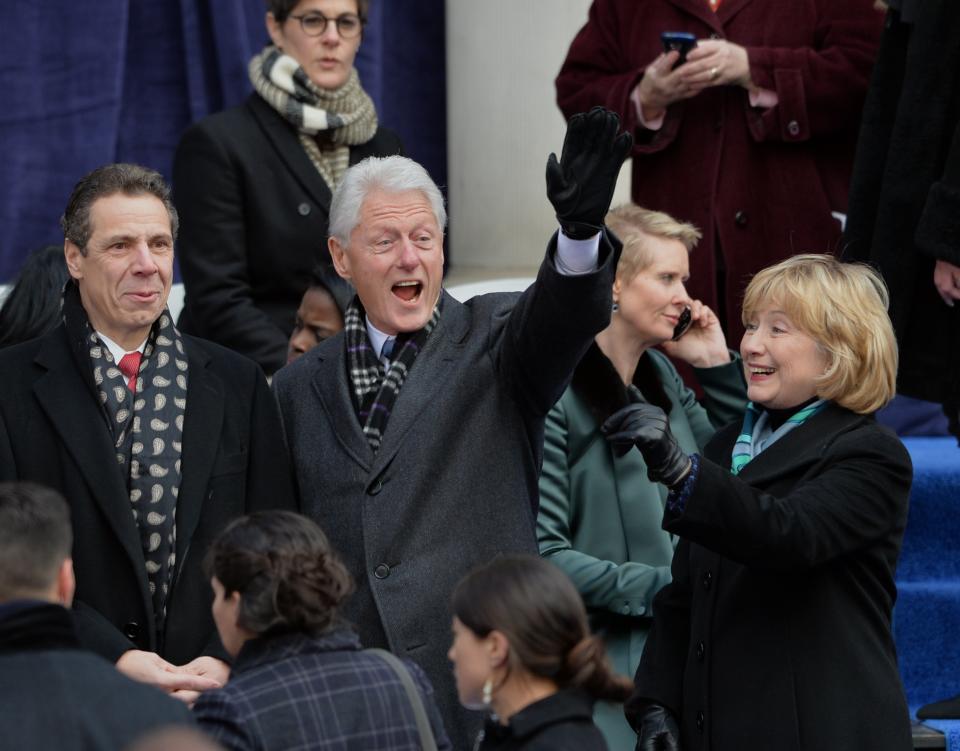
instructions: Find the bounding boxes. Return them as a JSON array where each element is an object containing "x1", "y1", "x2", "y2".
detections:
[
  {"x1": 716, "y1": 403, "x2": 866, "y2": 488},
  {"x1": 369, "y1": 292, "x2": 471, "y2": 480},
  {"x1": 247, "y1": 94, "x2": 334, "y2": 214},
  {"x1": 175, "y1": 341, "x2": 223, "y2": 563},
  {"x1": 32, "y1": 333, "x2": 147, "y2": 590},
  {"x1": 310, "y1": 341, "x2": 375, "y2": 471}
]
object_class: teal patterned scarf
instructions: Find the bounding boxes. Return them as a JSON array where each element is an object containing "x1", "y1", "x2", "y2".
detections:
[{"x1": 731, "y1": 400, "x2": 826, "y2": 474}]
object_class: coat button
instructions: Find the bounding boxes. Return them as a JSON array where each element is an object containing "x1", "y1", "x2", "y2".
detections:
[
  {"x1": 297, "y1": 202, "x2": 311, "y2": 216},
  {"x1": 123, "y1": 621, "x2": 141, "y2": 641},
  {"x1": 702, "y1": 571, "x2": 713, "y2": 590},
  {"x1": 369, "y1": 479, "x2": 383, "y2": 496},
  {"x1": 374, "y1": 563, "x2": 391, "y2": 579},
  {"x1": 734, "y1": 210, "x2": 748, "y2": 227},
  {"x1": 696, "y1": 710, "x2": 705, "y2": 731},
  {"x1": 696, "y1": 641, "x2": 705, "y2": 660},
  {"x1": 787, "y1": 120, "x2": 801, "y2": 137}
]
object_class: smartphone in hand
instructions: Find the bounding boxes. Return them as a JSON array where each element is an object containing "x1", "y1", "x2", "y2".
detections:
[
  {"x1": 672, "y1": 306, "x2": 693, "y2": 341},
  {"x1": 661, "y1": 31, "x2": 697, "y2": 69}
]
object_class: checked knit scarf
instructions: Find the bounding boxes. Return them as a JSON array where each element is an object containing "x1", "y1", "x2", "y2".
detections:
[
  {"x1": 344, "y1": 297, "x2": 440, "y2": 452},
  {"x1": 249, "y1": 44, "x2": 378, "y2": 191},
  {"x1": 731, "y1": 399, "x2": 826, "y2": 474},
  {"x1": 63, "y1": 283, "x2": 187, "y2": 633}
]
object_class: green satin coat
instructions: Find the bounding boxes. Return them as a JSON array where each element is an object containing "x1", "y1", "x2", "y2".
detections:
[{"x1": 537, "y1": 346, "x2": 746, "y2": 747}]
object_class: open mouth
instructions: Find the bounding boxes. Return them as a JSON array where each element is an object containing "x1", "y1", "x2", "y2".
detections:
[
  {"x1": 749, "y1": 366, "x2": 776, "y2": 376},
  {"x1": 392, "y1": 281, "x2": 423, "y2": 303}
]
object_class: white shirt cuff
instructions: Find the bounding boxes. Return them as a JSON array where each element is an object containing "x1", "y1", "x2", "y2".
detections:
[{"x1": 556, "y1": 232, "x2": 601, "y2": 276}]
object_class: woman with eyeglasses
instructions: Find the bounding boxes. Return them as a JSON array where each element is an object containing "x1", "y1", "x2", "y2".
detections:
[{"x1": 173, "y1": 0, "x2": 402, "y2": 376}]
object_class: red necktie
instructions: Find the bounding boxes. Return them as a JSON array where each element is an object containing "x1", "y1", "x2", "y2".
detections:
[{"x1": 118, "y1": 352, "x2": 142, "y2": 393}]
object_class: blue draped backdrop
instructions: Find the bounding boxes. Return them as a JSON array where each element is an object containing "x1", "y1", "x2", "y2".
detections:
[{"x1": 0, "y1": 0, "x2": 447, "y2": 282}]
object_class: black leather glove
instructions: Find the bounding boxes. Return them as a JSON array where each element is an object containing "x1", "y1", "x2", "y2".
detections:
[
  {"x1": 635, "y1": 703, "x2": 680, "y2": 751},
  {"x1": 602, "y1": 399, "x2": 692, "y2": 487},
  {"x1": 546, "y1": 106, "x2": 633, "y2": 239}
]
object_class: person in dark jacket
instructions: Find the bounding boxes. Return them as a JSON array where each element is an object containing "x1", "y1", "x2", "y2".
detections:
[
  {"x1": 0, "y1": 482, "x2": 193, "y2": 750},
  {"x1": 843, "y1": 0, "x2": 960, "y2": 440},
  {"x1": 556, "y1": 0, "x2": 882, "y2": 343},
  {"x1": 0, "y1": 163, "x2": 296, "y2": 702},
  {"x1": 605, "y1": 254, "x2": 912, "y2": 750},
  {"x1": 174, "y1": 0, "x2": 402, "y2": 375},
  {"x1": 448, "y1": 555, "x2": 632, "y2": 751},
  {"x1": 193, "y1": 510, "x2": 451, "y2": 751},
  {"x1": 272, "y1": 108, "x2": 632, "y2": 749}
]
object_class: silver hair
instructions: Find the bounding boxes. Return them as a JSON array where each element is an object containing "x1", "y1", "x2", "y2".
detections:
[{"x1": 328, "y1": 156, "x2": 447, "y2": 247}]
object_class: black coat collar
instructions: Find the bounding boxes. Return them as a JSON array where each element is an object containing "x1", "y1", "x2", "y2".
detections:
[
  {"x1": 482, "y1": 689, "x2": 595, "y2": 744},
  {"x1": 570, "y1": 342, "x2": 672, "y2": 424},
  {"x1": 0, "y1": 601, "x2": 80, "y2": 655}
]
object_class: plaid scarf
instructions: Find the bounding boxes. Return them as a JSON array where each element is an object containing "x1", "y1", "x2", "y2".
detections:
[
  {"x1": 344, "y1": 297, "x2": 440, "y2": 452},
  {"x1": 249, "y1": 45, "x2": 377, "y2": 190},
  {"x1": 63, "y1": 283, "x2": 187, "y2": 633},
  {"x1": 731, "y1": 399, "x2": 826, "y2": 474}
]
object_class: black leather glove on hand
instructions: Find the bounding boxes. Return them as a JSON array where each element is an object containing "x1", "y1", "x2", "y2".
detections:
[
  {"x1": 635, "y1": 703, "x2": 680, "y2": 751},
  {"x1": 546, "y1": 106, "x2": 633, "y2": 239},
  {"x1": 602, "y1": 401, "x2": 692, "y2": 487}
]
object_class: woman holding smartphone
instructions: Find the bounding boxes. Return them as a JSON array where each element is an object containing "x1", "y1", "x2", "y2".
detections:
[{"x1": 536, "y1": 203, "x2": 746, "y2": 749}]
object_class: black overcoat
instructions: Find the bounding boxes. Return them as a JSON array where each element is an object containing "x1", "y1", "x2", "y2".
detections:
[
  {"x1": 0, "y1": 325, "x2": 296, "y2": 664},
  {"x1": 173, "y1": 93, "x2": 403, "y2": 374},
  {"x1": 844, "y1": 2, "x2": 960, "y2": 411},
  {"x1": 629, "y1": 403, "x2": 913, "y2": 751},
  {"x1": 273, "y1": 234, "x2": 620, "y2": 750}
]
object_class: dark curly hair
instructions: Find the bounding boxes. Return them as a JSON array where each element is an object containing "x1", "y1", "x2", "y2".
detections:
[
  {"x1": 452, "y1": 555, "x2": 633, "y2": 702},
  {"x1": 204, "y1": 511, "x2": 354, "y2": 636}
]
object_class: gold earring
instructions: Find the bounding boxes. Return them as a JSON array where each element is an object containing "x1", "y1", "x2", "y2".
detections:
[{"x1": 482, "y1": 678, "x2": 493, "y2": 706}]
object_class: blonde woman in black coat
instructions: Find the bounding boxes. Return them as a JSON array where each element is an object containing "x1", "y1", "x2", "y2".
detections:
[{"x1": 605, "y1": 255, "x2": 913, "y2": 750}]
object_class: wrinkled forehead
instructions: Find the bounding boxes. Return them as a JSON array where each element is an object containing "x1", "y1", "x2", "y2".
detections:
[{"x1": 356, "y1": 188, "x2": 440, "y2": 233}]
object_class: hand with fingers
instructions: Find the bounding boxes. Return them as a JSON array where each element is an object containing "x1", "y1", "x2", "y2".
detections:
[
  {"x1": 634, "y1": 51, "x2": 704, "y2": 123},
  {"x1": 116, "y1": 649, "x2": 223, "y2": 703},
  {"x1": 635, "y1": 703, "x2": 681, "y2": 751},
  {"x1": 546, "y1": 106, "x2": 633, "y2": 240},
  {"x1": 660, "y1": 299, "x2": 731, "y2": 368},
  {"x1": 933, "y1": 260, "x2": 960, "y2": 307},
  {"x1": 602, "y1": 395, "x2": 692, "y2": 487},
  {"x1": 680, "y1": 39, "x2": 752, "y2": 90}
]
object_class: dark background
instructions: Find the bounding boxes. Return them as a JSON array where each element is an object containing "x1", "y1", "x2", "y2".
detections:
[{"x1": 0, "y1": 0, "x2": 447, "y2": 282}]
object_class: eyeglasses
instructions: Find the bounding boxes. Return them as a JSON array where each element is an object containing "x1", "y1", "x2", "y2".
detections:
[{"x1": 289, "y1": 12, "x2": 364, "y2": 39}]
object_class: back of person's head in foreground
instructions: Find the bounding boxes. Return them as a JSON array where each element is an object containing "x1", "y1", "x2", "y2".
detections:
[
  {"x1": 449, "y1": 555, "x2": 631, "y2": 717},
  {"x1": 205, "y1": 511, "x2": 353, "y2": 657},
  {"x1": 741, "y1": 253, "x2": 898, "y2": 414},
  {"x1": 0, "y1": 482, "x2": 74, "y2": 606}
]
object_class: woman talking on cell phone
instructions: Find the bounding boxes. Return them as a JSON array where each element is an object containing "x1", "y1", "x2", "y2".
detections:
[{"x1": 536, "y1": 203, "x2": 747, "y2": 749}]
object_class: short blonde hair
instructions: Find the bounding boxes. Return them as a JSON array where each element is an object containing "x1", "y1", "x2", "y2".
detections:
[
  {"x1": 605, "y1": 204, "x2": 701, "y2": 282},
  {"x1": 741, "y1": 254, "x2": 897, "y2": 414}
]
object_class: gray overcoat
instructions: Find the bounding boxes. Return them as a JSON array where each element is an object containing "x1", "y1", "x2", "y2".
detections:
[{"x1": 273, "y1": 233, "x2": 619, "y2": 749}]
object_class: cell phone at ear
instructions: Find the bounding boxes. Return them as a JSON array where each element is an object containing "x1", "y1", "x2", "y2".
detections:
[
  {"x1": 661, "y1": 31, "x2": 697, "y2": 68},
  {"x1": 672, "y1": 306, "x2": 692, "y2": 341}
]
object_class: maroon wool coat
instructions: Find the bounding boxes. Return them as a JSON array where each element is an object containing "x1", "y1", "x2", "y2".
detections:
[{"x1": 557, "y1": 0, "x2": 883, "y2": 344}]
